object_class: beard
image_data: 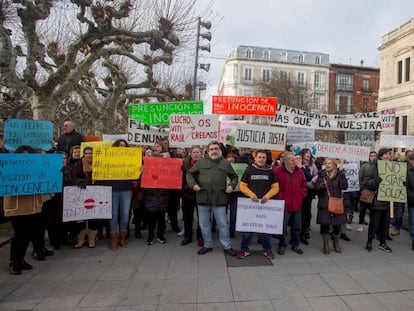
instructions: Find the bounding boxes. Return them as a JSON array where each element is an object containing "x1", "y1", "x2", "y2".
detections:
[{"x1": 209, "y1": 151, "x2": 222, "y2": 160}]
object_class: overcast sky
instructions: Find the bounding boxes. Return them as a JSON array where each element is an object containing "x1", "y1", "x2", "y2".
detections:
[{"x1": 196, "y1": 0, "x2": 414, "y2": 112}]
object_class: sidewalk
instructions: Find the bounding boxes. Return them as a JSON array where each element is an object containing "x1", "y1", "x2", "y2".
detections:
[{"x1": 1, "y1": 213, "x2": 414, "y2": 311}]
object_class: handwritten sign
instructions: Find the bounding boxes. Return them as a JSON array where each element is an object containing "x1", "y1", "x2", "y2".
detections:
[
  {"x1": 287, "y1": 126, "x2": 315, "y2": 144},
  {"x1": 227, "y1": 163, "x2": 248, "y2": 191},
  {"x1": 236, "y1": 198, "x2": 285, "y2": 234},
  {"x1": 344, "y1": 131, "x2": 376, "y2": 150},
  {"x1": 3, "y1": 119, "x2": 53, "y2": 151},
  {"x1": 92, "y1": 147, "x2": 142, "y2": 180},
  {"x1": 218, "y1": 120, "x2": 247, "y2": 143},
  {"x1": 380, "y1": 134, "x2": 414, "y2": 149},
  {"x1": 80, "y1": 141, "x2": 114, "y2": 157},
  {"x1": 0, "y1": 153, "x2": 63, "y2": 196},
  {"x1": 169, "y1": 114, "x2": 219, "y2": 147},
  {"x1": 270, "y1": 104, "x2": 395, "y2": 131},
  {"x1": 316, "y1": 142, "x2": 370, "y2": 162},
  {"x1": 63, "y1": 186, "x2": 112, "y2": 222},
  {"x1": 212, "y1": 96, "x2": 277, "y2": 116},
  {"x1": 126, "y1": 119, "x2": 168, "y2": 146},
  {"x1": 343, "y1": 162, "x2": 360, "y2": 192},
  {"x1": 234, "y1": 124, "x2": 287, "y2": 150},
  {"x1": 377, "y1": 160, "x2": 407, "y2": 203},
  {"x1": 141, "y1": 157, "x2": 183, "y2": 189},
  {"x1": 129, "y1": 101, "x2": 204, "y2": 125}
]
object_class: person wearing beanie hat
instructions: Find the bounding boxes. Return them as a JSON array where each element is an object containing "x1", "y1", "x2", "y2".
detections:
[{"x1": 362, "y1": 148, "x2": 393, "y2": 253}]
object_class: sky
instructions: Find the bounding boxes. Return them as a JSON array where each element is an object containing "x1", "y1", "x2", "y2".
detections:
[{"x1": 195, "y1": 0, "x2": 414, "y2": 112}]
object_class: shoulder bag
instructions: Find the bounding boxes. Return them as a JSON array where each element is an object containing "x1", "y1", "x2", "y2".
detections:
[
  {"x1": 360, "y1": 188, "x2": 376, "y2": 204},
  {"x1": 323, "y1": 179, "x2": 344, "y2": 215}
]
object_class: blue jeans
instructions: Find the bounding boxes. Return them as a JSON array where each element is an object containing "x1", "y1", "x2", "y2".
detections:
[
  {"x1": 110, "y1": 190, "x2": 133, "y2": 231},
  {"x1": 198, "y1": 205, "x2": 231, "y2": 249},
  {"x1": 393, "y1": 202, "x2": 405, "y2": 230},
  {"x1": 241, "y1": 232, "x2": 272, "y2": 252},
  {"x1": 408, "y1": 207, "x2": 414, "y2": 242}
]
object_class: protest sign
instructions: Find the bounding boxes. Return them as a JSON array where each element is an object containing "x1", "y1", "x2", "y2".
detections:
[
  {"x1": 63, "y1": 186, "x2": 112, "y2": 222},
  {"x1": 212, "y1": 96, "x2": 277, "y2": 116},
  {"x1": 344, "y1": 131, "x2": 376, "y2": 150},
  {"x1": 287, "y1": 126, "x2": 315, "y2": 143},
  {"x1": 227, "y1": 163, "x2": 248, "y2": 191},
  {"x1": 377, "y1": 160, "x2": 407, "y2": 203},
  {"x1": 92, "y1": 147, "x2": 142, "y2": 180},
  {"x1": 127, "y1": 119, "x2": 168, "y2": 146},
  {"x1": 315, "y1": 142, "x2": 370, "y2": 162},
  {"x1": 343, "y1": 162, "x2": 360, "y2": 192},
  {"x1": 3, "y1": 119, "x2": 53, "y2": 151},
  {"x1": 380, "y1": 134, "x2": 414, "y2": 149},
  {"x1": 80, "y1": 141, "x2": 114, "y2": 156},
  {"x1": 236, "y1": 198, "x2": 285, "y2": 235},
  {"x1": 0, "y1": 153, "x2": 63, "y2": 196},
  {"x1": 234, "y1": 124, "x2": 287, "y2": 150},
  {"x1": 169, "y1": 114, "x2": 219, "y2": 147},
  {"x1": 102, "y1": 134, "x2": 128, "y2": 141},
  {"x1": 129, "y1": 101, "x2": 204, "y2": 125},
  {"x1": 269, "y1": 104, "x2": 395, "y2": 131},
  {"x1": 141, "y1": 157, "x2": 183, "y2": 189},
  {"x1": 218, "y1": 120, "x2": 247, "y2": 143}
]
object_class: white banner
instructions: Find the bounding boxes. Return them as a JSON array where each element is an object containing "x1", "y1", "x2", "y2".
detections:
[
  {"x1": 343, "y1": 162, "x2": 360, "y2": 192},
  {"x1": 316, "y1": 142, "x2": 370, "y2": 162},
  {"x1": 102, "y1": 134, "x2": 128, "y2": 141},
  {"x1": 380, "y1": 134, "x2": 414, "y2": 148},
  {"x1": 218, "y1": 120, "x2": 247, "y2": 143},
  {"x1": 269, "y1": 104, "x2": 395, "y2": 131},
  {"x1": 63, "y1": 186, "x2": 112, "y2": 222},
  {"x1": 287, "y1": 126, "x2": 315, "y2": 143},
  {"x1": 234, "y1": 124, "x2": 287, "y2": 150},
  {"x1": 168, "y1": 114, "x2": 219, "y2": 147},
  {"x1": 127, "y1": 119, "x2": 168, "y2": 146},
  {"x1": 236, "y1": 198, "x2": 285, "y2": 235}
]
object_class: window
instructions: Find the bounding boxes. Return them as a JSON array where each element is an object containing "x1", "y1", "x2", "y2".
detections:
[
  {"x1": 314, "y1": 72, "x2": 321, "y2": 88},
  {"x1": 362, "y1": 98, "x2": 369, "y2": 111},
  {"x1": 336, "y1": 73, "x2": 353, "y2": 91},
  {"x1": 315, "y1": 55, "x2": 321, "y2": 64},
  {"x1": 298, "y1": 53, "x2": 304, "y2": 63},
  {"x1": 280, "y1": 70, "x2": 288, "y2": 82},
  {"x1": 244, "y1": 68, "x2": 252, "y2": 81},
  {"x1": 405, "y1": 57, "x2": 410, "y2": 81},
  {"x1": 296, "y1": 93, "x2": 305, "y2": 107},
  {"x1": 281, "y1": 51, "x2": 288, "y2": 61},
  {"x1": 262, "y1": 69, "x2": 270, "y2": 82},
  {"x1": 395, "y1": 116, "x2": 400, "y2": 135},
  {"x1": 246, "y1": 48, "x2": 253, "y2": 58},
  {"x1": 263, "y1": 50, "x2": 270, "y2": 60},
  {"x1": 398, "y1": 60, "x2": 403, "y2": 84},
  {"x1": 362, "y1": 79, "x2": 369, "y2": 92},
  {"x1": 335, "y1": 93, "x2": 353, "y2": 113},
  {"x1": 243, "y1": 88, "x2": 254, "y2": 96},
  {"x1": 314, "y1": 93, "x2": 325, "y2": 111},
  {"x1": 297, "y1": 72, "x2": 305, "y2": 85},
  {"x1": 403, "y1": 115, "x2": 408, "y2": 135}
]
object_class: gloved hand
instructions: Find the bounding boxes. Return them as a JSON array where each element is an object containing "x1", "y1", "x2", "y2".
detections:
[
  {"x1": 377, "y1": 177, "x2": 383, "y2": 184},
  {"x1": 77, "y1": 182, "x2": 87, "y2": 189}
]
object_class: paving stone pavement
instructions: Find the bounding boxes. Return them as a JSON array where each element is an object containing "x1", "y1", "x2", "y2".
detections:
[{"x1": 1, "y1": 211, "x2": 414, "y2": 311}]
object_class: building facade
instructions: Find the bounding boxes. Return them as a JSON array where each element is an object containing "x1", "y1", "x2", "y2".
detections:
[
  {"x1": 378, "y1": 18, "x2": 414, "y2": 136},
  {"x1": 328, "y1": 64, "x2": 380, "y2": 114},
  {"x1": 218, "y1": 45, "x2": 330, "y2": 113}
]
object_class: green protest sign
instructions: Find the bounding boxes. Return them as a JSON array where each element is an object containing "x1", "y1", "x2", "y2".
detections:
[
  {"x1": 377, "y1": 160, "x2": 407, "y2": 203},
  {"x1": 129, "y1": 101, "x2": 204, "y2": 125},
  {"x1": 227, "y1": 163, "x2": 248, "y2": 191}
]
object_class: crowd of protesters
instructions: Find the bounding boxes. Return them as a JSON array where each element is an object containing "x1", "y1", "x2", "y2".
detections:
[{"x1": 1, "y1": 120, "x2": 414, "y2": 276}]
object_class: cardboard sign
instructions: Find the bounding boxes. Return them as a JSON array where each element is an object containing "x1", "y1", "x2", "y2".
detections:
[
  {"x1": 287, "y1": 126, "x2": 315, "y2": 144},
  {"x1": 212, "y1": 96, "x2": 277, "y2": 116},
  {"x1": 315, "y1": 142, "x2": 370, "y2": 162},
  {"x1": 344, "y1": 131, "x2": 376, "y2": 151},
  {"x1": 128, "y1": 101, "x2": 204, "y2": 125},
  {"x1": 380, "y1": 134, "x2": 414, "y2": 149},
  {"x1": 3, "y1": 119, "x2": 53, "y2": 151},
  {"x1": 0, "y1": 153, "x2": 63, "y2": 196},
  {"x1": 236, "y1": 198, "x2": 285, "y2": 234},
  {"x1": 169, "y1": 114, "x2": 219, "y2": 147},
  {"x1": 127, "y1": 119, "x2": 168, "y2": 146},
  {"x1": 270, "y1": 104, "x2": 395, "y2": 131},
  {"x1": 63, "y1": 186, "x2": 112, "y2": 222},
  {"x1": 141, "y1": 157, "x2": 183, "y2": 189},
  {"x1": 234, "y1": 124, "x2": 287, "y2": 150},
  {"x1": 343, "y1": 162, "x2": 360, "y2": 192},
  {"x1": 92, "y1": 147, "x2": 142, "y2": 180},
  {"x1": 227, "y1": 163, "x2": 248, "y2": 191},
  {"x1": 218, "y1": 120, "x2": 247, "y2": 143},
  {"x1": 377, "y1": 160, "x2": 407, "y2": 203}
]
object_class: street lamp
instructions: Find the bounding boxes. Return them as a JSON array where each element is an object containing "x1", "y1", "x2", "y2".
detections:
[{"x1": 193, "y1": 17, "x2": 211, "y2": 100}]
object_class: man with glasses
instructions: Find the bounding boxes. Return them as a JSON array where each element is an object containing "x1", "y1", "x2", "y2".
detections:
[{"x1": 187, "y1": 141, "x2": 238, "y2": 256}]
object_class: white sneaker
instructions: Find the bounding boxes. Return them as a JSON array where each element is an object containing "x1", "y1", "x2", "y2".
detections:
[
  {"x1": 357, "y1": 224, "x2": 364, "y2": 232},
  {"x1": 177, "y1": 228, "x2": 185, "y2": 236},
  {"x1": 346, "y1": 223, "x2": 352, "y2": 231}
]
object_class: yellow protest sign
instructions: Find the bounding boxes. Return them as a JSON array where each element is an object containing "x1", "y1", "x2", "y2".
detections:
[
  {"x1": 80, "y1": 141, "x2": 114, "y2": 157},
  {"x1": 92, "y1": 147, "x2": 142, "y2": 180}
]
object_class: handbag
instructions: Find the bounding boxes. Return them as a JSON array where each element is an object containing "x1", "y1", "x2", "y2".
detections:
[
  {"x1": 323, "y1": 179, "x2": 344, "y2": 215},
  {"x1": 360, "y1": 188, "x2": 376, "y2": 204}
]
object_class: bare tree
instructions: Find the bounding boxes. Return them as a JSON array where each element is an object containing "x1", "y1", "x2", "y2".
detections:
[{"x1": 0, "y1": 0, "x2": 203, "y2": 133}]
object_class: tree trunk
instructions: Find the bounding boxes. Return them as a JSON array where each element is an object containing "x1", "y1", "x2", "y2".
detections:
[{"x1": 31, "y1": 95, "x2": 54, "y2": 121}]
